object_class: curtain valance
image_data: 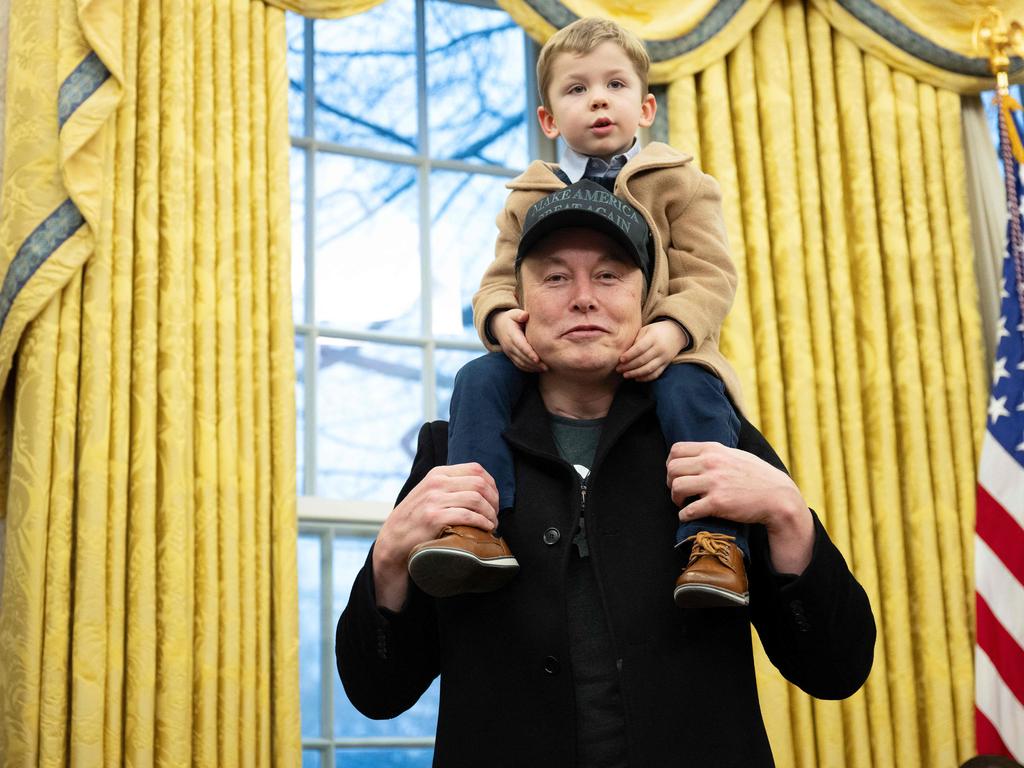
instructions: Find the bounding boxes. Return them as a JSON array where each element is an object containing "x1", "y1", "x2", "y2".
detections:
[{"x1": 494, "y1": 0, "x2": 1024, "y2": 93}]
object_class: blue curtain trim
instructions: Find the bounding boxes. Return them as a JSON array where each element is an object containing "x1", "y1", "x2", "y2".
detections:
[
  {"x1": 836, "y1": 0, "x2": 1023, "y2": 78},
  {"x1": 521, "y1": 0, "x2": 1023, "y2": 77},
  {"x1": 0, "y1": 200, "x2": 86, "y2": 330},
  {"x1": 58, "y1": 50, "x2": 110, "y2": 129},
  {"x1": 0, "y1": 50, "x2": 106, "y2": 335}
]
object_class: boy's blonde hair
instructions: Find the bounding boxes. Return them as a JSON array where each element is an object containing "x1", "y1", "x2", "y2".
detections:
[{"x1": 536, "y1": 17, "x2": 651, "y2": 108}]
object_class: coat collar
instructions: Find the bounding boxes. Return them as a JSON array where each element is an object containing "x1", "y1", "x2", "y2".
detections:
[
  {"x1": 503, "y1": 379, "x2": 657, "y2": 472},
  {"x1": 506, "y1": 142, "x2": 693, "y2": 192}
]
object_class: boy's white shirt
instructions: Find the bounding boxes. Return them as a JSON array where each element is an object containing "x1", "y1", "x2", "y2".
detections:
[{"x1": 558, "y1": 137, "x2": 642, "y2": 182}]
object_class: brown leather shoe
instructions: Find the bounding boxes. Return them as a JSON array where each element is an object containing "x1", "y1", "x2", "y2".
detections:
[
  {"x1": 673, "y1": 531, "x2": 749, "y2": 608},
  {"x1": 407, "y1": 525, "x2": 519, "y2": 597}
]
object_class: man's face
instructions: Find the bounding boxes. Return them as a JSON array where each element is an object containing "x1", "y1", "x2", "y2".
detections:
[
  {"x1": 518, "y1": 227, "x2": 644, "y2": 378},
  {"x1": 537, "y1": 41, "x2": 656, "y2": 162}
]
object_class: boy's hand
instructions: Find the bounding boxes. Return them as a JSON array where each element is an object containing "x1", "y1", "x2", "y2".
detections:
[
  {"x1": 617, "y1": 320, "x2": 688, "y2": 382},
  {"x1": 492, "y1": 309, "x2": 547, "y2": 373}
]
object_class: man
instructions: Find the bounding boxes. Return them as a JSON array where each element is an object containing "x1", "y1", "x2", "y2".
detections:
[{"x1": 336, "y1": 185, "x2": 875, "y2": 767}]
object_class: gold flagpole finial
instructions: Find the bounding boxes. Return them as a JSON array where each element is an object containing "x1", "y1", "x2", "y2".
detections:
[{"x1": 974, "y1": 6, "x2": 1024, "y2": 92}]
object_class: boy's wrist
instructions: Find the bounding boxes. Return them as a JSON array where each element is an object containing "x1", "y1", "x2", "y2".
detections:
[{"x1": 652, "y1": 317, "x2": 691, "y2": 353}]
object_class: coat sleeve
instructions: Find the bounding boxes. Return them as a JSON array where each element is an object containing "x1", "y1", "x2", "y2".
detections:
[
  {"x1": 334, "y1": 422, "x2": 447, "y2": 719},
  {"x1": 649, "y1": 169, "x2": 737, "y2": 352},
  {"x1": 472, "y1": 194, "x2": 526, "y2": 349},
  {"x1": 738, "y1": 418, "x2": 877, "y2": 700}
]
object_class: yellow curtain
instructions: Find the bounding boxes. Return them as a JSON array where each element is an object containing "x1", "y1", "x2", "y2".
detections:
[
  {"x1": 0, "y1": 0, "x2": 300, "y2": 764},
  {"x1": 667, "y1": 4, "x2": 985, "y2": 765}
]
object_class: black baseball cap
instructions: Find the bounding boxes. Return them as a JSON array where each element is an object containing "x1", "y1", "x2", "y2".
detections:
[{"x1": 516, "y1": 180, "x2": 653, "y2": 285}]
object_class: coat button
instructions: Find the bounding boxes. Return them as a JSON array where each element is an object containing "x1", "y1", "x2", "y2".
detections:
[
  {"x1": 543, "y1": 527, "x2": 561, "y2": 545},
  {"x1": 543, "y1": 656, "x2": 560, "y2": 675}
]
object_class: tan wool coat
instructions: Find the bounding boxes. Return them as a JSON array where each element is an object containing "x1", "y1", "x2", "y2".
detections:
[{"x1": 472, "y1": 141, "x2": 743, "y2": 408}]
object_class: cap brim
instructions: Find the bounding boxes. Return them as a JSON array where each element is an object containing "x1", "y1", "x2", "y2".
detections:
[{"x1": 516, "y1": 208, "x2": 646, "y2": 274}]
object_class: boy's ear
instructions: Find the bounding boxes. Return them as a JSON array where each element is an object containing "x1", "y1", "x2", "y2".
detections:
[
  {"x1": 638, "y1": 93, "x2": 657, "y2": 129},
  {"x1": 537, "y1": 106, "x2": 561, "y2": 140}
]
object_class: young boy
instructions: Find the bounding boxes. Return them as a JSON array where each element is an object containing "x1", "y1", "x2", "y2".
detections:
[{"x1": 408, "y1": 17, "x2": 747, "y2": 609}]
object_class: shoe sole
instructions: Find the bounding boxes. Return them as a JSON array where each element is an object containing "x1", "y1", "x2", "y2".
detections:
[
  {"x1": 408, "y1": 548, "x2": 520, "y2": 598},
  {"x1": 673, "y1": 583, "x2": 749, "y2": 609}
]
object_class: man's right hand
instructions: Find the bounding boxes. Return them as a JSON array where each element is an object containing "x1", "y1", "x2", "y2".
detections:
[
  {"x1": 372, "y1": 463, "x2": 500, "y2": 610},
  {"x1": 492, "y1": 309, "x2": 547, "y2": 373}
]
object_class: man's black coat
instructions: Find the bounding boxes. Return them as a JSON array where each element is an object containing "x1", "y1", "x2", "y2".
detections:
[{"x1": 336, "y1": 382, "x2": 875, "y2": 767}]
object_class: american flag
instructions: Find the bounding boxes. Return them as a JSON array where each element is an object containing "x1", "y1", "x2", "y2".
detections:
[{"x1": 975, "y1": 90, "x2": 1024, "y2": 761}]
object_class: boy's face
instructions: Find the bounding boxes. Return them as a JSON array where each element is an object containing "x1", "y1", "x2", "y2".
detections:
[{"x1": 538, "y1": 41, "x2": 656, "y2": 162}]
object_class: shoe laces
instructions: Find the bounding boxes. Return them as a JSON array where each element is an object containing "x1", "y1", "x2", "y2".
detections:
[{"x1": 687, "y1": 531, "x2": 736, "y2": 571}]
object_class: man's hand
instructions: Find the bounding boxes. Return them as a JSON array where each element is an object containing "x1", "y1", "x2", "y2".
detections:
[
  {"x1": 373, "y1": 463, "x2": 499, "y2": 610},
  {"x1": 492, "y1": 309, "x2": 547, "y2": 373},
  {"x1": 666, "y1": 441, "x2": 814, "y2": 574},
  {"x1": 617, "y1": 320, "x2": 688, "y2": 382}
]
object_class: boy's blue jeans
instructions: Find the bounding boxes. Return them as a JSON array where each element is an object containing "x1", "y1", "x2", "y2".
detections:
[{"x1": 447, "y1": 352, "x2": 748, "y2": 559}]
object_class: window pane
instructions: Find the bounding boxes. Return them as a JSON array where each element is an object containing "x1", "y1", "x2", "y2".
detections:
[
  {"x1": 316, "y1": 340, "x2": 423, "y2": 501},
  {"x1": 315, "y1": 153, "x2": 421, "y2": 336},
  {"x1": 430, "y1": 170, "x2": 512, "y2": 340},
  {"x1": 303, "y1": 749, "x2": 323, "y2": 768},
  {"x1": 292, "y1": 146, "x2": 306, "y2": 325},
  {"x1": 426, "y1": 1, "x2": 528, "y2": 167},
  {"x1": 296, "y1": 336, "x2": 306, "y2": 493},
  {"x1": 287, "y1": 13, "x2": 305, "y2": 137},
  {"x1": 314, "y1": 0, "x2": 418, "y2": 155},
  {"x1": 334, "y1": 748, "x2": 434, "y2": 767},
  {"x1": 333, "y1": 534, "x2": 440, "y2": 741},
  {"x1": 435, "y1": 348, "x2": 484, "y2": 420},
  {"x1": 298, "y1": 532, "x2": 323, "y2": 737}
]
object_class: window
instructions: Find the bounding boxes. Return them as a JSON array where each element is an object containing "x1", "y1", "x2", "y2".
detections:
[{"x1": 287, "y1": 2, "x2": 544, "y2": 764}]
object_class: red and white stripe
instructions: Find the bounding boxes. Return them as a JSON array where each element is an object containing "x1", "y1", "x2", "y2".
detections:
[{"x1": 976, "y1": 430, "x2": 1024, "y2": 760}]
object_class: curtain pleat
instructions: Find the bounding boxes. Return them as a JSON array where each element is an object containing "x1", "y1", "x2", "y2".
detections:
[
  {"x1": 125, "y1": 0, "x2": 162, "y2": 761},
  {"x1": 46, "y1": 278, "x2": 80, "y2": 764},
  {"x1": 104, "y1": 6, "x2": 139, "y2": 765},
  {"x1": 0, "y1": 0, "x2": 300, "y2": 764},
  {"x1": 668, "y1": 3, "x2": 983, "y2": 764},
  {"x1": 192, "y1": 1, "x2": 221, "y2": 764},
  {"x1": 248, "y1": 6, "x2": 279, "y2": 764},
  {"x1": 265, "y1": 7, "x2": 302, "y2": 760}
]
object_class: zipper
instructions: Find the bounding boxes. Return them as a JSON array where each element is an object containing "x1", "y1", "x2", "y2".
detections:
[{"x1": 573, "y1": 477, "x2": 590, "y2": 559}]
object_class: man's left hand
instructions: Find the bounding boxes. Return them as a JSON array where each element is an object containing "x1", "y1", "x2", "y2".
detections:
[
  {"x1": 666, "y1": 441, "x2": 814, "y2": 574},
  {"x1": 617, "y1": 320, "x2": 688, "y2": 382}
]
